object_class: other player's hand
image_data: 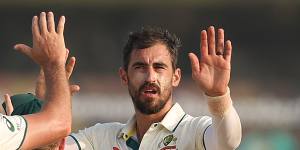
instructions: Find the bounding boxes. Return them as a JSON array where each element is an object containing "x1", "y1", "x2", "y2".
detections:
[{"x1": 14, "y1": 12, "x2": 67, "y2": 68}]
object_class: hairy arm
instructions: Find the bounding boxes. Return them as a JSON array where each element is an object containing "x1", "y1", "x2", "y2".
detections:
[{"x1": 14, "y1": 12, "x2": 71, "y2": 149}]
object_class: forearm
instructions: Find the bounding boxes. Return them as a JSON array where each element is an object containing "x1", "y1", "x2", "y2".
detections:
[
  {"x1": 43, "y1": 64, "x2": 71, "y2": 129},
  {"x1": 204, "y1": 88, "x2": 242, "y2": 150},
  {"x1": 22, "y1": 65, "x2": 71, "y2": 149}
]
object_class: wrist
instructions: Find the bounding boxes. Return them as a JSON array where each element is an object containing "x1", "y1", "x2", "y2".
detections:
[
  {"x1": 205, "y1": 87, "x2": 232, "y2": 117},
  {"x1": 42, "y1": 62, "x2": 66, "y2": 77},
  {"x1": 205, "y1": 87, "x2": 227, "y2": 97}
]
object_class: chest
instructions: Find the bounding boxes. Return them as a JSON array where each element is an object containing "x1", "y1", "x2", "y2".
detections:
[{"x1": 103, "y1": 125, "x2": 203, "y2": 150}]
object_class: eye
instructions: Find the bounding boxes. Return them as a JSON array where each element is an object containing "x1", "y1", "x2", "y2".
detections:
[
  {"x1": 134, "y1": 65, "x2": 145, "y2": 70},
  {"x1": 154, "y1": 65, "x2": 166, "y2": 70}
]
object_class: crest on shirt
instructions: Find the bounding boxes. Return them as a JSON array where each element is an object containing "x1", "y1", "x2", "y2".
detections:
[{"x1": 158, "y1": 134, "x2": 177, "y2": 150}]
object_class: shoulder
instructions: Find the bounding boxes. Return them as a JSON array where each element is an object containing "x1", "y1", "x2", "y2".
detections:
[
  {"x1": 72, "y1": 122, "x2": 125, "y2": 138},
  {"x1": 69, "y1": 122, "x2": 125, "y2": 149},
  {"x1": 85, "y1": 122, "x2": 124, "y2": 132},
  {"x1": 179, "y1": 115, "x2": 212, "y2": 133},
  {"x1": 183, "y1": 115, "x2": 212, "y2": 125}
]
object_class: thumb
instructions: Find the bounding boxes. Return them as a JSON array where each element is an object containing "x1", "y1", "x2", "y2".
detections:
[
  {"x1": 14, "y1": 44, "x2": 33, "y2": 59},
  {"x1": 70, "y1": 84, "x2": 80, "y2": 95},
  {"x1": 4, "y1": 94, "x2": 14, "y2": 116},
  {"x1": 188, "y1": 53, "x2": 200, "y2": 74},
  {"x1": 66, "y1": 56, "x2": 76, "y2": 79}
]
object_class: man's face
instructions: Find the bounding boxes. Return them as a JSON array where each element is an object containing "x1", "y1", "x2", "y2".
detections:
[{"x1": 120, "y1": 43, "x2": 181, "y2": 114}]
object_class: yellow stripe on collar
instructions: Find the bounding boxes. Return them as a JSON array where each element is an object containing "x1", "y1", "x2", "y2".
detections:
[{"x1": 123, "y1": 128, "x2": 136, "y2": 141}]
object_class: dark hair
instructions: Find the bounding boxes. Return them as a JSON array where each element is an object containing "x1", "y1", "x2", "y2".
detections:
[{"x1": 123, "y1": 26, "x2": 182, "y2": 71}]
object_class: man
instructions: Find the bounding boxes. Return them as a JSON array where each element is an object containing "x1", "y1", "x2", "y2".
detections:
[
  {"x1": 2, "y1": 54, "x2": 79, "y2": 150},
  {"x1": 0, "y1": 12, "x2": 72, "y2": 149},
  {"x1": 65, "y1": 26, "x2": 242, "y2": 150}
]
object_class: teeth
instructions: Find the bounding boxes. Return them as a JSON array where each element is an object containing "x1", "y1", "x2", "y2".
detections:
[{"x1": 144, "y1": 90, "x2": 156, "y2": 94}]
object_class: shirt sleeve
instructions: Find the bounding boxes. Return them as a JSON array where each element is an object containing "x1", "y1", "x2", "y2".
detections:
[
  {"x1": 66, "y1": 125, "x2": 97, "y2": 150},
  {"x1": 0, "y1": 114, "x2": 27, "y2": 150},
  {"x1": 203, "y1": 88, "x2": 242, "y2": 150}
]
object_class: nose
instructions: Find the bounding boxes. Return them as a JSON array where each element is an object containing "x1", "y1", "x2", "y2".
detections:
[{"x1": 146, "y1": 67, "x2": 157, "y2": 83}]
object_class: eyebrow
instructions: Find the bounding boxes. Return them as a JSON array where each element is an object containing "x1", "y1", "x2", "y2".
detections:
[
  {"x1": 153, "y1": 62, "x2": 168, "y2": 68},
  {"x1": 131, "y1": 61, "x2": 168, "y2": 68},
  {"x1": 131, "y1": 62, "x2": 147, "y2": 67}
]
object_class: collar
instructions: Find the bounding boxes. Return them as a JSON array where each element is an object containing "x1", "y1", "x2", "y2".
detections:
[
  {"x1": 118, "y1": 103, "x2": 186, "y2": 140},
  {"x1": 118, "y1": 115, "x2": 137, "y2": 141},
  {"x1": 160, "y1": 103, "x2": 186, "y2": 132}
]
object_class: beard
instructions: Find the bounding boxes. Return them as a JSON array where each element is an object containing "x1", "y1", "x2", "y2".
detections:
[{"x1": 128, "y1": 81, "x2": 172, "y2": 115}]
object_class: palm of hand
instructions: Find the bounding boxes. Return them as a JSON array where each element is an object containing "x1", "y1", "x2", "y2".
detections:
[
  {"x1": 189, "y1": 26, "x2": 232, "y2": 96},
  {"x1": 194, "y1": 55, "x2": 230, "y2": 96}
]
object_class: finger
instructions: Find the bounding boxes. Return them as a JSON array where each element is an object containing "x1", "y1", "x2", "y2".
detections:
[
  {"x1": 207, "y1": 26, "x2": 216, "y2": 55},
  {"x1": 47, "y1": 12, "x2": 55, "y2": 32},
  {"x1": 39, "y1": 12, "x2": 48, "y2": 35},
  {"x1": 188, "y1": 53, "x2": 200, "y2": 74},
  {"x1": 224, "y1": 40, "x2": 232, "y2": 61},
  {"x1": 216, "y1": 28, "x2": 224, "y2": 55},
  {"x1": 66, "y1": 57, "x2": 76, "y2": 79},
  {"x1": 32, "y1": 16, "x2": 40, "y2": 38},
  {"x1": 70, "y1": 85, "x2": 80, "y2": 95},
  {"x1": 200, "y1": 30, "x2": 208, "y2": 57},
  {"x1": 4, "y1": 94, "x2": 14, "y2": 115},
  {"x1": 14, "y1": 44, "x2": 33, "y2": 59},
  {"x1": 65, "y1": 48, "x2": 70, "y2": 61},
  {"x1": 57, "y1": 16, "x2": 65, "y2": 34}
]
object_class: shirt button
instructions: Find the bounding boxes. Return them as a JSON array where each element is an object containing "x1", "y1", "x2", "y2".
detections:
[{"x1": 154, "y1": 123, "x2": 158, "y2": 127}]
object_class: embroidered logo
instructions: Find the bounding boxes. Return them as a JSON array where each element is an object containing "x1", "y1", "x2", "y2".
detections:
[
  {"x1": 163, "y1": 135, "x2": 173, "y2": 146},
  {"x1": 158, "y1": 134, "x2": 177, "y2": 150}
]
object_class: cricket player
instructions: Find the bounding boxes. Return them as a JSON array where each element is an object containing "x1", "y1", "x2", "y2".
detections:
[
  {"x1": 65, "y1": 26, "x2": 242, "y2": 150},
  {"x1": 2, "y1": 52, "x2": 79, "y2": 150},
  {"x1": 0, "y1": 12, "x2": 72, "y2": 150}
]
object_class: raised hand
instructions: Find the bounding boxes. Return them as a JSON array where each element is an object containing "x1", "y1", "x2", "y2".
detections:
[
  {"x1": 14, "y1": 12, "x2": 67, "y2": 68},
  {"x1": 188, "y1": 26, "x2": 232, "y2": 96}
]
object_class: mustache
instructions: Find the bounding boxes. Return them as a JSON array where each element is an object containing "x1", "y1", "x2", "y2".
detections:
[{"x1": 138, "y1": 82, "x2": 161, "y2": 94}]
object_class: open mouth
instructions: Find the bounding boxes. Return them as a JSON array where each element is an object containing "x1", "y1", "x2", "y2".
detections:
[
  {"x1": 141, "y1": 86, "x2": 159, "y2": 96},
  {"x1": 139, "y1": 83, "x2": 160, "y2": 97},
  {"x1": 144, "y1": 89, "x2": 158, "y2": 94}
]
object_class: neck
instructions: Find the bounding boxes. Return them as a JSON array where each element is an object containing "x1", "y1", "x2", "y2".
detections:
[{"x1": 135, "y1": 99, "x2": 173, "y2": 141}]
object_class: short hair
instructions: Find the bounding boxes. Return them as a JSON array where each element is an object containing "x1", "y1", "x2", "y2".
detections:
[{"x1": 123, "y1": 26, "x2": 182, "y2": 71}]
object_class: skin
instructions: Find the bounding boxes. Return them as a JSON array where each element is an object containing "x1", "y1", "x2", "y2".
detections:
[
  {"x1": 13, "y1": 12, "x2": 71, "y2": 149},
  {"x1": 119, "y1": 43, "x2": 181, "y2": 141},
  {"x1": 119, "y1": 26, "x2": 232, "y2": 142},
  {"x1": 188, "y1": 27, "x2": 231, "y2": 96},
  {"x1": 35, "y1": 53, "x2": 80, "y2": 100},
  {"x1": 3, "y1": 44, "x2": 79, "y2": 150}
]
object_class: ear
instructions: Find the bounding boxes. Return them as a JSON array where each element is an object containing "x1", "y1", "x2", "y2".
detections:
[
  {"x1": 119, "y1": 67, "x2": 128, "y2": 85},
  {"x1": 172, "y1": 68, "x2": 181, "y2": 87}
]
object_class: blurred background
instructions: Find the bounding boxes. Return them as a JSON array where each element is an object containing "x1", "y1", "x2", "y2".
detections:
[{"x1": 0, "y1": 0, "x2": 299, "y2": 149}]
